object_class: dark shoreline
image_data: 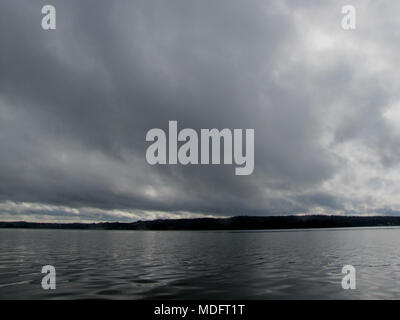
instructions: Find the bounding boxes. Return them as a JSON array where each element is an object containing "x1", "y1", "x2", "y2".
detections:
[{"x1": 1, "y1": 215, "x2": 400, "y2": 231}]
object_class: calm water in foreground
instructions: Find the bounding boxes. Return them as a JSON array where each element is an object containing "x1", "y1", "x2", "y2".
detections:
[{"x1": 0, "y1": 227, "x2": 399, "y2": 299}]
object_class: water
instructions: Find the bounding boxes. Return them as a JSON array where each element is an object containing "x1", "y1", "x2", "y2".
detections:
[{"x1": 0, "y1": 227, "x2": 399, "y2": 299}]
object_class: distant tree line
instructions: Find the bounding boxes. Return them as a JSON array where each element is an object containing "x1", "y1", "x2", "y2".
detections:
[{"x1": 1, "y1": 215, "x2": 400, "y2": 231}]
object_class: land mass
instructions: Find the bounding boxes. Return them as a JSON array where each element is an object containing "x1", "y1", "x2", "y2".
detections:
[{"x1": 1, "y1": 215, "x2": 400, "y2": 230}]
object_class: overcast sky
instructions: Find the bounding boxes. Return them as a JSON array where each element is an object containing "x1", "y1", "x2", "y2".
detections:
[{"x1": 1, "y1": 0, "x2": 400, "y2": 222}]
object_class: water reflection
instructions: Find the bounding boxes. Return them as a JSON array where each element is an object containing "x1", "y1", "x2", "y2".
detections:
[{"x1": 0, "y1": 227, "x2": 399, "y2": 299}]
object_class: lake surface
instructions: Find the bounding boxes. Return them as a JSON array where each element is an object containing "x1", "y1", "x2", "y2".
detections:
[{"x1": 0, "y1": 227, "x2": 399, "y2": 299}]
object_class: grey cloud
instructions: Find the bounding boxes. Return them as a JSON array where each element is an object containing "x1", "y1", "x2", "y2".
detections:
[{"x1": 1, "y1": 0, "x2": 400, "y2": 221}]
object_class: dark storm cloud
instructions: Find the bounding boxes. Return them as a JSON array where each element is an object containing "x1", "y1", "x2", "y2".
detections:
[{"x1": 1, "y1": 0, "x2": 400, "y2": 221}]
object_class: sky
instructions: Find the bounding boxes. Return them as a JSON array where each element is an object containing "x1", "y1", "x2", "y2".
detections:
[{"x1": 1, "y1": 0, "x2": 400, "y2": 222}]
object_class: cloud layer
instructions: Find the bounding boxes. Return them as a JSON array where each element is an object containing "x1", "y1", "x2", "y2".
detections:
[{"x1": 1, "y1": 0, "x2": 400, "y2": 221}]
